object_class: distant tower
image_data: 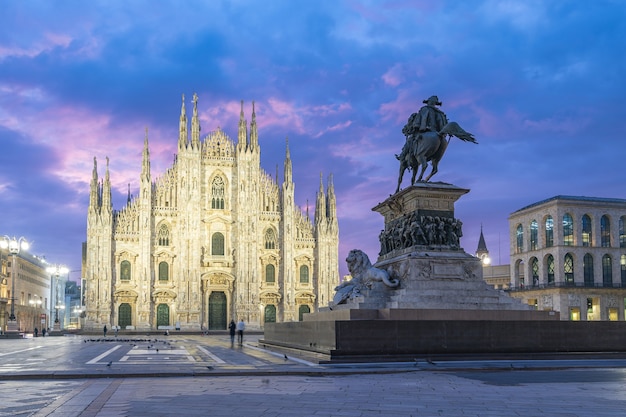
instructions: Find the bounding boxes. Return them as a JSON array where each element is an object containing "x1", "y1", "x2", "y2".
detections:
[{"x1": 475, "y1": 225, "x2": 490, "y2": 265}]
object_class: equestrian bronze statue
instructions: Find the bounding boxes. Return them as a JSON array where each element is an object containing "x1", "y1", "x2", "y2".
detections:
[{"x1": 396, "y1": 96, "x2": 477, "y2": 193}]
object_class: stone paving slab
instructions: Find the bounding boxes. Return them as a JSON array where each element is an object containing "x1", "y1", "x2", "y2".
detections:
[
  {"x1": 13, "y1": 369, "x2": 626, "y2": 417},
  {"x1": 2, "y1": 335, "x2": 626, "y2": 416}
]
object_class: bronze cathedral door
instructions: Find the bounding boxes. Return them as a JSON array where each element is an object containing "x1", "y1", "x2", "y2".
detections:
[{"x1": 208, "y1": 291, "x2": 227, "y2": 330}]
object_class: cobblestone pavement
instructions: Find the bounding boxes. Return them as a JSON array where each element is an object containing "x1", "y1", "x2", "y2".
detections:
[{"x1": 0, "y1": 335, "x2": 625, "y2": 416}]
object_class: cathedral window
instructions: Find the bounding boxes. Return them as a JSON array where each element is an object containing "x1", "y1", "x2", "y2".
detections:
[
  {"x1": 158, "y1": 261, "x2": 169, "y2": 281},
  {"x1": 211, "y1": 176, "x2": 225, "y2": 209},
  {"x1": 265, "y1": 264, "x2": 275, "y2": 283},
  {"x1": 158, "y1": 224, "x2": 170, "y2": 246},
  {"x1": 120, "y1": 260, "x2": 131, "y2": 281},
  {"x1": 212, "y1": 233, "x2": 225, "y2": 256},
  {"x1": 299, "y1": 265, "x2": 309, "y2": 284},
  {"x1": 601, "y1": 215, "x2": 611, "y2": 247},
  {"x1": 582, "y1": 215, "x2": 592, "y2": 247},
  {"x1": 264, "y1": 229, "x2": 276, "y2": 250}
]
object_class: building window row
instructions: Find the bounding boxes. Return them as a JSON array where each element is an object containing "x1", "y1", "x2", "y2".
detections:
[
  {"x1": 517, "y1": 253, "x2": 626, "y2": 288},
  {"x1": 515, "y1": 215, "x2": 626, "y2": 253}
]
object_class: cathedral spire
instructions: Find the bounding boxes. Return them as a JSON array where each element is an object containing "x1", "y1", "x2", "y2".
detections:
[
  {"x1": 191, "y1": 93, "x2": 201, "y2": 149},
  {"x1": 127, "y1": 183, "x2": 132, "y2": 204},
  {"x1": 178, "y1": 93, "x2": 188, "y2": 150},
  {"x1": 89, "y1": 157, "x2": 99, "y2": 210},
  {"x1": 315, "y1": 172, "x2": 326, "y2": 225},
  {"x1": 102, "y1": 156, "x2": 112, "y2": 212},
  {"x1": 141, "y1": 127, "x2": 151, "y2": 183},
  {"x1": 283, "y1": 137, "x2": 292, "y2": 187},
  {"x1": 326, "y1": 173, "x2": 336, "y2": 220},
  {"x1": 237, "y1": 100, "x2": 248, "y2": 151},
  {"x1": 250, "y1": 100, "x2": 258, "y2": 151}
]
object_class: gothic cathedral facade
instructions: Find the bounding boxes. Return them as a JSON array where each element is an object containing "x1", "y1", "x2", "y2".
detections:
[{"x1": 84, "y1": 94, "x2": 339, "y2": 331}]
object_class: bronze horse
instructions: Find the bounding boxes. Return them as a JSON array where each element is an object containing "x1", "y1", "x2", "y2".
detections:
[{"x1": 395, "y1": 122, "x2": 477, "y2": 193}]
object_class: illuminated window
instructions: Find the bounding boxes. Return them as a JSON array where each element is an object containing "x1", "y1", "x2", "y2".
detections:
[
  {"x1": 563, "y1": 214, "x2": 574, "y2": 246},
  {"x1": 516, "y1": 224, "x2": 523, "y2": 253},
  {"x1": 564, "y1": 253, "x2": 574, "y2": 284},
  {"x1": 621, "y1": 255, "x2": 626, "y2": 286},
  {"x1": 601, "y1": 215, "x2": 611, "y2": 247},
  {"x1": 530, "y1": 220, "x2": 538, "y2": 250},
  {"x1": 545, "y1": 216, "x2": 554, "y2": 247},
  {"x1": 582, "y1": 215, "x2": 592, "y2": 247},
  {"x1": 569, "y1": 307, "x2": 580, "y2": 321},
  {"x1": 531, "y1": 257, "x2": 539, "y2": 286}
]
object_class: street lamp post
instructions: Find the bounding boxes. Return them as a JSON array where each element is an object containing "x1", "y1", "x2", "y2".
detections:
[
  {"x1": 1, "y1": 236, "x2": 29, "y2": 333},
  {"x1": 46, "y1": 264, "x2": 68, "y2": 332}
]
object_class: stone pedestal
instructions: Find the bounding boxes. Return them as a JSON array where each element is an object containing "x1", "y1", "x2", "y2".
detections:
[
  {"x1": 5, "y1": 320, "x2": 19, "y2": 336},
  {"x1": 261, "y1": 183, "x2": 582, "y2": 362},
  {"x1": 352, "y1": 183, "x2": 534, "y2": 312}
]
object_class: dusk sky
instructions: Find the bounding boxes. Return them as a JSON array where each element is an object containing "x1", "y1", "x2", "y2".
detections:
[{"x1": 1, "y1": 1, "x2": 625, "y2": 280}]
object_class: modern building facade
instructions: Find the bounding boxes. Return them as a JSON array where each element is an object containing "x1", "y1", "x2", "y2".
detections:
[
  {"x1": 84, "y1": 95, "x2": 339, "y2": 332},
  {"x1": 0, "y1": 245, "x2": 51, "y2": 333},
  {"x1": 507, "y1": 196, "x2": 626, "y2": 321}
]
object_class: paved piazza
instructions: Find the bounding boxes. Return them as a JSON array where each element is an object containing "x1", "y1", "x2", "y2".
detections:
[{"x1": 0, "y1": 334, "x2": 625, "y2": 416}]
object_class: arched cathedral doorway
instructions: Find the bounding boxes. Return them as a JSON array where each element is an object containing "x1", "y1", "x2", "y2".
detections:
[
  {"x1": 208, "y1": 291, "x2": 227, "y2": 330},
  {"x1": 156, "y1": 304, "x2": 170, "y2": 327}
]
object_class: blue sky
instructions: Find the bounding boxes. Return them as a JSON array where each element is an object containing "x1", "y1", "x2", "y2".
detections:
[{"x1": 1, "y1": 0, "x2": 625, "y2": 279}]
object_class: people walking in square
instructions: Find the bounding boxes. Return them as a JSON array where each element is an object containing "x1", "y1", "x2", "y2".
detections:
[
  {"x1": 42, "y1": 328, "x2": 46, "y2": 337},
  {"x1": 236, "y1": 319, "x2": 245, "y2": 346},
  {"x1": 34, "y1": 328, "x2": 38, "y2": 337},
  {"x1": 228, "y1": 320, "x2": 236, "y2": 347},
  {"x1": 103, "y1": 325, "x2": 107, "y2": 337}
]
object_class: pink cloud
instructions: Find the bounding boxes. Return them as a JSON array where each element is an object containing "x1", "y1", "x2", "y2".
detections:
[
  {"x1": 381, "y1": 63, "x2": 405, "y2": 87},
  {"x1": 0, "y1": 32, "x2": 73, "y2": 60}
]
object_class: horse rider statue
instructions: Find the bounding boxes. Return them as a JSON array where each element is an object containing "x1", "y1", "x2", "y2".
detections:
[
  {"x1": 402, "y1": 95, "x2": 448, "y2": 140},
  {"x1": 396, "y1": 95, "x2": 477, "y2": 192}
]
